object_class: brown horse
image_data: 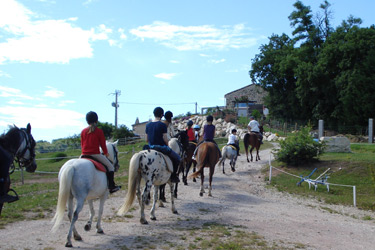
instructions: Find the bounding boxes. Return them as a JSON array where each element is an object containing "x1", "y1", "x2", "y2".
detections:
[
  {"x1": 189, "y1": 142, "x2": 220, "y2": 197},
  {"x1": 182, "y1": 141, "x2": 197, "y2": 185},
  {"x1": 243, "y1": 126, "x2": 263, "y2": 162}
]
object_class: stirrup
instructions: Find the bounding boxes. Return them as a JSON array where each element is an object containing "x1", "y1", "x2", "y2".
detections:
[{"x1": 109, "y1": 186, "x2": 121, "y2": 194}]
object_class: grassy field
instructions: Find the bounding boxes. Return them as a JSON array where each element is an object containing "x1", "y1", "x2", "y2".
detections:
[{"x1": 268, "y1": 143, "x2": 375, "y2": 211}]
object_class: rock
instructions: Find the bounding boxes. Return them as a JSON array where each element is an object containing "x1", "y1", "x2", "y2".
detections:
[{"x1": 320, "y1": 136, "x2": 351, "y2": 153}]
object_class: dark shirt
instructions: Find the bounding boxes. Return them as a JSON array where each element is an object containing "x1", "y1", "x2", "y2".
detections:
[
  {"x1": 146, "y1": 121, "x2": 167, "y2": 146},
  {"x1": 203, "y1": 124, "x2": 215, "y2": 141}
]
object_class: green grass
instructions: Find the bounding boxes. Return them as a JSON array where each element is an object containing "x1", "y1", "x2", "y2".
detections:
[{"x1": 268, "y1": 143, "x2": 375, "y2": 210}]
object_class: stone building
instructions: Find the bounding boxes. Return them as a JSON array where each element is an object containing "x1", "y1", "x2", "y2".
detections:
[
  {"x1": 224, "y1": 84, "x2": 267, "y2": 117},
  {"x1": 131, "y1": 117, "x2": 148, "y2": 140}
]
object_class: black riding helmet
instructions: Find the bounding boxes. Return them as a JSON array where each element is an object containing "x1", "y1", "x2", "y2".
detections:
[
  {"x1": 165, "y1": 111, "x2": 173, "y2": 122},
  {"x1": 153, "y1": 107, "x2": 164, "y2": 118},
  {"x1": 206, "y1": 115, "x2": 213, "y2": 122},
  {"x1": 187, "y1": 120, "x2": 193, "y2": 126},
  {"x1": 86, "y1": 111, "x2": 98, "y2": 124}
]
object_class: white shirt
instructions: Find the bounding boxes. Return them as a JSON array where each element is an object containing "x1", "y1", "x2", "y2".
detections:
[
  {"x1": 227, "y1": 134, "x2": 237, "y2": 144},
  {"x1": 248, "y1": 120, "x2": 260, "y2": 132}
]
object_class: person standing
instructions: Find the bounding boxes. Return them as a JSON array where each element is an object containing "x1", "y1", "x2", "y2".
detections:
[{"x1": 81, "y1": 111, "x2": 121, "y2": 193}]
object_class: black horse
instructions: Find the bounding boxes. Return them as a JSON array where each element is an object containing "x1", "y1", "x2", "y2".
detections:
[{"x1": 0, "y1": 124, "x2": 37, "y2": 215}]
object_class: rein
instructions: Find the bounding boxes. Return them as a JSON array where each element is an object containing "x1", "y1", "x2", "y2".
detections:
[{"x1": 14, "y1": 129, "x2": 35, "y2": 168}]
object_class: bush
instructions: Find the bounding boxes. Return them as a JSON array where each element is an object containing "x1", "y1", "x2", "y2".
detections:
[
  {"x1": 48, "y1": 152, "x2": 68, "y2": 163},
  {"x1": 274, "y1": 126, "x2": 325, "y2": 166}
]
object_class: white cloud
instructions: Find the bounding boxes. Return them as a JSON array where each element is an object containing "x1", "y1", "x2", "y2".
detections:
[
  {"x1": 170, "y1": 60, "x2": 180, "y2": 64},
  {"x1": 44, "y1": 86, "x2": 64, "y2": 98},
  {"x1": 209, "y1": 58, "x2": 226, "y2": 64},
  {"x1": 8, "y1": 100, "x2": 23, "y2": 105},
  {"x1": 0, "y1": 70, "x2": 11, "y2": 78},
  {"x1": 154, "y1": 73, "x2": 177, "y2": 80},
  {"x1": 0, "y1": 0, "x2": 114, "y2": 64},
  {"x1": 0, "y1": 85, "x2": 34, "y2": 99},
  {"x1": 0, "y1": 106, "x2": 84, "y2": 130},
  {"x1": 130, "y1": 21, "x2": 259, "y2": 51}
]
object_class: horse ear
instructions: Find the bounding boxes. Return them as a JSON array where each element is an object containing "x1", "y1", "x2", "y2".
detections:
[
  {"x1": 114, "y1": 140, "x2": 119, "y2": 146},
  {"x1": 26, "y1": 123, "x2": 31, "y2": 133}
]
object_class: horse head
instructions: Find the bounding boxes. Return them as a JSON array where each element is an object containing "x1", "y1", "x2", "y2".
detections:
[
  {"x1": 105, "y1": 141, "x2": 120, "y2": 172},
  {"x1": 15, "y1": 123, "x2": 37, "y2": 173},
  {"x1": 175, "y1": 130, "x2": 189, "y2": 151}
]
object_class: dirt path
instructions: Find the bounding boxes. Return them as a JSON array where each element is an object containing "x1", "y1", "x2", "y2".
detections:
[{"x1": 1, "y1": 148, "x2": 375, "y2": 249}]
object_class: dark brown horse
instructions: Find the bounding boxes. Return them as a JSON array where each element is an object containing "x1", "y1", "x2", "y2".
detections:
[
  {"x1": 243, "y1": 126, "x2": 263, "y2": 162},
  {"x1": 189, "y1": 142, "x2": 220, "y2": 197},
  {"x1": 182, "y1": 141, "x2": 197, "y2": 185}
]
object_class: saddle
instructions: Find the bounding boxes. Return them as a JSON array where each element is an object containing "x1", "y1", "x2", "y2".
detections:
[
  {"x1": 80, "y1": 155, "x2": 107, "y2": 172},
  {"x1": 250, "y1": 131, "x2": 262, "y2": 141},
  {"x1": 225, "y1": 145, "x2": 237, "y2": 151}
]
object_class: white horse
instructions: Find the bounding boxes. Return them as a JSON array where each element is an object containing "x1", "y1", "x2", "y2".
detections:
[
  {"x1": 118, "y1": 149, "x2": 177, "y2": 224},
  {"x1": 51, "y1": 141, "x2": 119, "y2": 248},
  {"x1": 218, "y1": 145, "x2": 238, "y2": 174}
]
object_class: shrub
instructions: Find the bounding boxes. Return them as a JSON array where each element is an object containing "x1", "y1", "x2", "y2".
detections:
[
  {"x1": 48, "y1": 152, "x2": 68, "y2": 163},
  {"x1": 274, "y1": 126, "x2": 325, "y2": 166}
]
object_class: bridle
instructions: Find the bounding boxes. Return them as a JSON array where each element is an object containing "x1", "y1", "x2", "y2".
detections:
[
  {"x1": 14, "y1": 128, "x2": 36, "y2": 169},
  {"x1": 107, "y1": 144, "x2": 119, "y2": 171}
]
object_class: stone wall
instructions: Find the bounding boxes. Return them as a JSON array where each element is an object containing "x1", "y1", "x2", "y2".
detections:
[{"x1": 224, "y1": 84, "x2": 267, "y2": 110}]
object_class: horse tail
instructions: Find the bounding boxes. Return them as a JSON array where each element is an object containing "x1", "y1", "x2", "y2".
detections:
[
  {"x1": 243, "y1": 133, "x2": 250, "y2": 150},
  {"x1": 218, "y1": 146, "x2": 226, "y2": 165},
  {"x1": 118, "y1": 152, "x2": 140, "y2": 216},
  {"x1": 51, "y1": 164, "x2": 74, "y2": 232},
  {"x1": 189, "y1": 144, "x2": 208, "y2": 179}
]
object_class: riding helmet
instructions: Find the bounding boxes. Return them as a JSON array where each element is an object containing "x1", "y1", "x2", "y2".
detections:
[
  {"x1": 193, "y1": 124, "x2": 200, "y2": 129},
  {"x1": 232, "y1": 129, "x2": 237, "y2": 133},
  {"x1": 206, "y1": 115, "x2": 213, "y2": 122},
  {"x1": 165, "y1": 111, "x2": 173, "y2": 122},
  {"x1": 187, "y1": 120, "x2": 193, "y2": 126},
  {"x1": 153, "y1": 107, "x2": 164, "y2": 118},
  {"x1": 86, "y1": 111, "x2": 98, "y2": 124}
]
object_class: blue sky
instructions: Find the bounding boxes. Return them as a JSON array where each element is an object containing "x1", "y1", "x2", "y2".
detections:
[{"x1": 1, "y1": 0, "x2": 374, "y2": 142}]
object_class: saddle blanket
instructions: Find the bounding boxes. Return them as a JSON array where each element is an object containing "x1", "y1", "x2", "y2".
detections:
[{"x1": 82, "y1": 158, "x2": 107, "y2": 172}]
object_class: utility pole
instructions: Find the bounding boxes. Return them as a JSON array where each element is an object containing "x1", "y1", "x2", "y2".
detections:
[
  {"x1": 111, "y1": 90, "x2": 121, "y2": 129},
  {"x1": 195, "y1": 102, "x2": 197, "y2": 114}
]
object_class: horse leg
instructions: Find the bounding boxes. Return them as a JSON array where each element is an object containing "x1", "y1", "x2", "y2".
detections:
[
  {"x1": 173, "y1": 182, "x2": 178, "y2": 199},
  {"x1": 193, "y1": 162, "x2": 197, "y2": 182},
  {"x1": 66, "y1": 197, "x2": 84, "y2": 247},
  {"x1": 159, "y1": 184, "x2": 166, "y2": 202},
  {"x1": 84, "y1": 200, "x2": 95, "y2": 232},
  {"x1": 231, "y1": 155, "x2": 235, "y2": 172},
  {"x1": 183, "y1": 161, "x2": 191, "y2": 185},
  {"x1": 150, "y1": 185, "x2": 158, "y2": 221},
  {"x1": 140, "y1": 180, "x2": 152, "y2": 224},
  {"x1": 199, "y1": 171, "x2": 205, "y2": 197},
  {"x1": 0, "y1": 203, "x2": 3, "y2": 216},
  {"x1": 256, "y1": 147, "x2": 261, "y2": 161},
  {"x1": 96, "y1": 193, "x2": 108, "y2": 234},
  {"x1": 208, "y1": 166, "x2": 215, "y2": 197},
  {"x1": 245, "y1": 146, "x2": 250, "y2": 163},
  {"x1": 222, "y1": 157, "x2": 226, "y2": 174},
  {"x1": 250, "y1": 146, "x2": 255, "y2": 162},
  {"x1": 169, "y1": 181, "x2": 178, "y2": 214}
]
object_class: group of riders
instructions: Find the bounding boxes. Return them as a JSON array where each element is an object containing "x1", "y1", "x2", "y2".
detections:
[{"x1": 0, "y1": 107, "x2": 263, "y2": 204}]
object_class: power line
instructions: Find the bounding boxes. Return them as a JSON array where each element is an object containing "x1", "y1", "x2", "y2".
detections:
[{"x1": 119, "y1": 102, "x2": 196, "y2": 105}]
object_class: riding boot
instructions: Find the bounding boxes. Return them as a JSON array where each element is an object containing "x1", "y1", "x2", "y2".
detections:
[
  {"x1": 106, "y1": 171, "x2": 121, "y2": 194},
  {"x1": 0, "y1": 179, "x2": 18, "y2": 203}
]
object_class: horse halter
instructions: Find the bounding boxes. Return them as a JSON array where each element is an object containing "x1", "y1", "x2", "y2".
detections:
[{"x1": 14, "y1": 128, "x2": 36, "y2": 170}]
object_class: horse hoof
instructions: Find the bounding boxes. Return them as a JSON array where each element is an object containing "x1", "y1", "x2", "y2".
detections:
[
  {"x1": 97, "y1": 229, "x2": 104, "y2": 234},
  {"x1": 65, "y1": 242, "x2": 73, "y2": 248},
  {"x1": 159, "y1": 202, "x2": 165, "y2": 207},
  {"x1": 193, "y1": 179, "x2": 196, "y2": 182},
  {"x1": 140, "y1": 219, "x2": 148, "y2": 225},
  {"x1": 161, "y1": 198, "x2": 166, "y2": 202},
  {"x1": 84, "y1": 224, "x2": 91, "y2": 231},
  {"x1": 151, "y1": 217, "x2": 156, "y2": 221},
  {"x1": 173, "y1": 194, "x2": 177, "y2": 199},
  {"x1": 199, "y1": 192, "x2": 203, "y2": 197},
  {"x1": 74, "y1": 235, "x2": 82, "y2": 241},
  {"x1": 173, "y1": 210, "x2": 178, "y2": 214},
  {"x1": 208, "y1": 194, "x2": 212, "y2": 197},
  {"x1": 184, "y1": 182, "x2": 188, "y2": 186}
]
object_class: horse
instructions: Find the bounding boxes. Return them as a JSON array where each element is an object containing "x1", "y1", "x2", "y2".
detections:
[
  {"x1": 117, "y1": 148, "x2": 178, "y2": 224},
  {"x1": 243, "y1": 126, "x2": 263, "y2": 162},
  {"x1": 189, "y1": 142, "x2": 220, "y2": 197},
  {"x1": 51, "y1": 141, "x2": 120, "y2": 248},
  {"x1": 159, "y1": 130, "x2": 189, "y2": 203},
  {"x1": 0, "y1": 123, "x2": 37, "y2": 215},
  {"x1": 182, "y1": 135, "x2": 204, "y2": 185},
  {"x1": 218, "y1": 145, "x2": 238, "y2": 174}
]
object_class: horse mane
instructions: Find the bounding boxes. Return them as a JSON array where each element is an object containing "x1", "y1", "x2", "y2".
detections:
[{"x1": 0, "y1": 125, "x2": 21, "y2": 152}]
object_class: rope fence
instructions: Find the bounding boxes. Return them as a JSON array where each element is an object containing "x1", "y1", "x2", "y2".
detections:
[{"x1": 268, "y1": 156, "x2": 357, "y2": 207}]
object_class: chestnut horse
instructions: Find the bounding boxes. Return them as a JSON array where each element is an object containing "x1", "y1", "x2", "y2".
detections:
[
  {"x1": 243, "y1": 126, "x2": 263, "y2": 162},
  {"x1": 189, "y1": 142, "x2": 220, "y2": 197}
]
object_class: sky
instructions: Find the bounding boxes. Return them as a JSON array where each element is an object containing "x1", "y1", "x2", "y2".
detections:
[{"x1": 1, "y1": 0, "x2": 374, "y2": 142}]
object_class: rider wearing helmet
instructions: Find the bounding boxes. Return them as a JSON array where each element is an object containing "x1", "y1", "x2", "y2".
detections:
[
  {"x1": 81, "y1": 111, "x2": 121, "y2": 193},
  {"x1": 186, "y1": 120, "x2": 195, "y2": 142},
  {"x1": 146, "y1": 107, "x2": 181, "y2": 183},
  {"x1": 163, "y1": 111, "x2": 176, "y2": 140},
  {"x1": 192, "y1": 115, "x2": 221, "y2": 159}
]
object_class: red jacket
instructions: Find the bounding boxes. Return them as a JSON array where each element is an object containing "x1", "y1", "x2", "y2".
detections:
[
  {"x1": 186, "y1": 127, "x2": 195, "y2": 141},
  {"x1": 81, "y1": 127, "x2": 108, "y2": 155}
]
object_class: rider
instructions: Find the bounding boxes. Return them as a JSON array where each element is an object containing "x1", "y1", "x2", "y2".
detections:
[
  {"x1": 247, "y1": 116, "x2": 263, "y2": 144},
  {"x1": 227, "y1": 129, "x2": 240, "y2": 156},
  {"x1": 0, "y1": 145, "x2": 18, "y2": 203},
  {"x1": 193, "y1": 124, "x2": 201, "y2": 142},
  {"x1": 192, "y1": 115, "x2": 222, "y2": 159},
  {"x1": 81, "y1": 111, "x2": 121, "y2": 194},
  {"x1": 146, "y1": 107, "x2": 181, "y2": 183},
  {"x1": 186, "y1": 120, "x2": 195, "y2": 142},
  {"x1": 163, "y1": 111, "x2": 176, "y2": 140}
]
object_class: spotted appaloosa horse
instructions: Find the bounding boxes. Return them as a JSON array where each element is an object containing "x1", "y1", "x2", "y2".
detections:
[
  {"x1": 189, "y1": 142, "x2": 220, "y2": 197},
  {"x1": 118, "y1": 149, "x2": 178, "y2": 224}
]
